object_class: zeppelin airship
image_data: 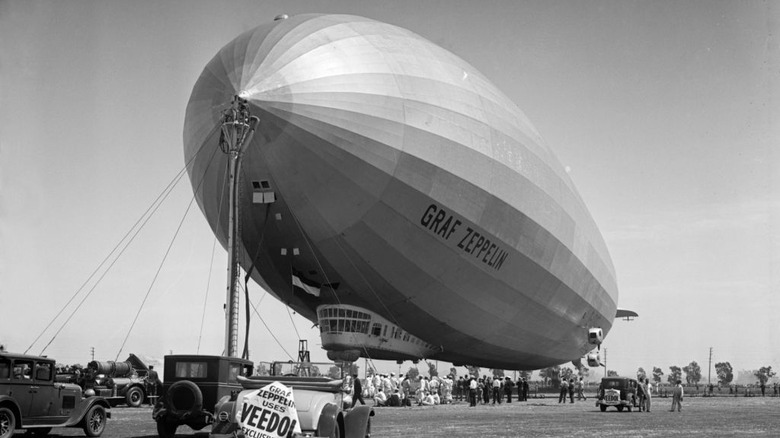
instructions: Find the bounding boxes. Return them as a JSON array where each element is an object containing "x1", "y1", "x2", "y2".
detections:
[{"x1": 184, "y1": 13, "x2": 620, "y2": 370}]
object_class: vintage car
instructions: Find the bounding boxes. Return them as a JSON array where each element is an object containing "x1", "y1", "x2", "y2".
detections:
[
  {"x1": 0, "y1": 351, "x2": 111, "y2": 437},
  {"x1": 596, "y1": 376, "x2": 639, "y2": 412},
  {"x1": 153, "y1": 355, "x2": 254, "y2": 438},
  {"x1": 210, "y1": 361, "x2": 374, "y2": 438}
]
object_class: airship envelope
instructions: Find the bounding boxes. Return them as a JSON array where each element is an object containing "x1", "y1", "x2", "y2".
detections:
[{"x1": 184, "y1": 14, "x2": 618, "y2": 369}]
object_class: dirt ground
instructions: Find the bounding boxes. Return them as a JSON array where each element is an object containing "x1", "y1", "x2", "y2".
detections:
[{"x1": 20, "y1": 396, "x2": 779, "y2": 437}]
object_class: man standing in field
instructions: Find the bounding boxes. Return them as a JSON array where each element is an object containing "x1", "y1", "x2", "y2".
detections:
[
  {"x1": 643, "y1": 378, "x2": 652, "y2": 412},
  {"x1": 637, "y1": 377, "x2": 646, "y2": 411},
  {"x1": 670, "y1": 380, "x2": 683, "y2": 412}
]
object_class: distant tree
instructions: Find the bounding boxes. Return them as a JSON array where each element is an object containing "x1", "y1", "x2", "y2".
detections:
[
  {"x1": 406, "y1": 367, "x2": 420, "y2": 381},
  {"x1": 578, "y1": 366, "x2": 589, "y2": 379},
  {"x1": 324, "y1": 362, "x2": 356, "y2": 379},
  {"x1": 273, "y1": 363, "x2": 285, "y2": 375},
  {"x1": 668, "y1": 366, "x2": 682, "y2": 385},
  {"x1": 519, "y1": 370, "x2": 532, "y2": 380},
  {"x1": 636, "y1": 367, "x2": 647, "y2": 381},
  {"x1": 539, "y1": 366, "x2": 561, "y2": 387},
  {"x1": 252, "y1": 362, "x2": 267, "y2": 376},
  {"x1": 344, "y1": 362, "x2": 359, "y2": 377},
  {"x1": 310, "y1": 365, "x2": 321, "y2": 377},
  {"x1": 366, "y1": 366, "x2": 376, "y2": 377},
  {"x1": 449, "y1": 367, "x2": 458, "y2": 378},
  {"x1": 607, "y1": 370, "x2": 618, "y2": 377},
  {"x1": 490, "y1": 368, "x2": 505, "y2": 378},
  {"x1": 426, "y1": 361, "x2": 438, "y2": 377},
  {"x1": 715, "y1": 362, "x2": 733, "y2": 385},
  {"x1": 683, "y1": 361, "x2": 702, "y2": 388},
  {"x1": 652, "y1": 367, "x2": 664, "y2": 384},
  {"x1": 465, "y1": 365, "x2": 480, "y2": 378},
  {"x1": 754, "y1": 366, "x2": 776, "y2": 386},
  {"x1": 560, "y1": 366, "x2": 574, "y2": 382}
]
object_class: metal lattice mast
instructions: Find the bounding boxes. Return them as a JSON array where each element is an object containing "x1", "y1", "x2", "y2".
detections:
[{"x1": 219, "y1": 95, "x2": 259, "y2": 358}]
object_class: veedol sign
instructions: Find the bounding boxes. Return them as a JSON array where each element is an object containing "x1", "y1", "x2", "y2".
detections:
[{"x1": 237, "y1": 381, "x2": 301, "y2": 438}]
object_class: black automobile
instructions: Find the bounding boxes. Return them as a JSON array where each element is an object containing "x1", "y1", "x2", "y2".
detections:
[
  {"x1": 595, "y1": 376, "x2": 639, "y2": 412},
  {"x1": 0, "y1": 351, "x2": 110, "y2": 437},
  {"x1": 152, "y1": 354, "x2": 253, "y2": 438}
]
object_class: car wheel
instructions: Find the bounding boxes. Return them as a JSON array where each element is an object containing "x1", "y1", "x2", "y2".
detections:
[
  {"x1": 0, "y1": 407, "x2": 16, "y2": 438},
  {"x1": 25, "y1": 427, "x2": 52, "y2": 436},
  {"x1": 331, "y1": 418, "x2": 341, "y2": 438},
  {"x1": 156, "y1": 421, "x2": 177, "y2": 438},
  {"x1": 617, "y1": 405, "x2": 624, "y2": 412},
  {"x1": 599, "y1": 404, "x2": 606, "y2": 412},
  {"x1": 83, "y1": 405, "x2": 107, "y2": 437},
  {"x1": 364, "y1": 415, "x2": 372, "y2": 438},
  {"x1": 167, "y1": 380, "x2": 204, "y2": 414},
  {"x1": 126, "y1": 386, "x2": 144, "y2": 407}
]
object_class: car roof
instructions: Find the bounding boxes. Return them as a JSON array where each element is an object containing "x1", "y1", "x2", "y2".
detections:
[{"x1": 0, "y1": 351, "x2": 55, "y2": 363}]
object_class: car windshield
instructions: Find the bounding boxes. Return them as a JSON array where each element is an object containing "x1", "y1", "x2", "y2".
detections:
[
  {"x1": 602, "y1": 379, "x2": 625, "y2": 389},
  {"x1": 0, "y1": 359, "x2": 9, "y2": 379},
  {"x1": 175, "y1": 362, "x2": 208, "y2": 379}
]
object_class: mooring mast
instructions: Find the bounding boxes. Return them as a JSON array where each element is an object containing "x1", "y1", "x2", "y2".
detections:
[{"x1": 219, "y1": 95, "x2": 259, "y2": 358}]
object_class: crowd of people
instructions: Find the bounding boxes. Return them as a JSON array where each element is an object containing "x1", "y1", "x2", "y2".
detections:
[{"x1": 344, "y1": 373, "x2": 536, "y2": 408}]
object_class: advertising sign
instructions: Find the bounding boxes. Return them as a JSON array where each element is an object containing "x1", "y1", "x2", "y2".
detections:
[{"x1": 237, "y1": 381, "x2": 301, "y2": 438}]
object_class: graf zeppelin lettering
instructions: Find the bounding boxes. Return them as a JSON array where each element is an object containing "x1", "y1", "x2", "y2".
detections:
[{"x1": 420, "y1": 203, "x2": 509, "y2": 271}]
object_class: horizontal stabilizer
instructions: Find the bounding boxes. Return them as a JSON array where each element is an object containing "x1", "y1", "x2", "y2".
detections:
[{"x1": 616, "y1": 308, "x2": 638, "y2": 321}]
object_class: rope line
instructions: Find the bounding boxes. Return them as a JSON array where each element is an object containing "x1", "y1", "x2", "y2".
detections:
[
  {"x1": 32, "y1": 122, "x2": 220, "y2": 357},
  {"x1": 25, "y1": 166, "x2": 186, "y2": 355},
  {"x1": 197, "y1": 159, "x2": 230, "y2": 354},
  {"x1": 37, "y1": 167, "x2": 188, "y2": 356},
  {"x1": 115, "y1": 190, "x2": 198, "y2": 361}
]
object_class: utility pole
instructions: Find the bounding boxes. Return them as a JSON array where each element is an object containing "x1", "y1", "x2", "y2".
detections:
[
  {"x1": 90, "y1": 347, "x2": 95, "y2": 361},
  {"x1": 708, "y1": 347, "x2": 713, "y2": 385},
  {"x1": 604, "y1": 348, "x2": 607, "y2": 377}
]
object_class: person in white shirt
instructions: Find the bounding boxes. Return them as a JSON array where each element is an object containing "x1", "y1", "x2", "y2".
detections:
[
  {"x1": 671, "y1": 380, "x2": 683, "y2": 412},
  {"x1": 373, "y1": 388, "x2": 387, "y2": 407},
  {"x1": 468, "y1": 377, "x2": 478, "y2": 407},
  {"x1": 420, "y1": 391, "x2": 435, "y2": 406}
]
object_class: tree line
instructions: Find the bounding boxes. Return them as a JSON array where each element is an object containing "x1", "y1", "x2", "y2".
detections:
[{"x1": 629, "y1": 362, "x2": 776, "y2": 388}]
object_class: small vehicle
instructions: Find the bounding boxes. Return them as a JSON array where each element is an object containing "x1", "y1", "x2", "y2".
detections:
[
  {"x1": 596, "y1": 376, "x2": 639, "y2": 412},
  {"x1": 210, "y1": 361, "x2": 373, "y2": 438},
  {"x1": 153, "y1": 354, "x2": 253, "y2": 438},
  {"x1": 82, "y1": 355, "x2": 154, "y2": 407},
  {"x1": 0, "y1": 351, "x2": 111, "y2": 437}
]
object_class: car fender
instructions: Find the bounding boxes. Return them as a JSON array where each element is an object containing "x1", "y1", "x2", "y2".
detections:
[
  {"x1": 63, "y1": 396, "x2": 111, "y2": 427},
  {"x1": 342, "y1": 405, "x2": 374, "y2": 438},
  {"x1": 0, "y1": 397, "x2": 21, "y2": 426},
  {"x1": 315, "y1": 403, "x2": 339, "y2": 437},
  {"x1": 210, "y1": 395, "x2": 240, "y2": 436}
]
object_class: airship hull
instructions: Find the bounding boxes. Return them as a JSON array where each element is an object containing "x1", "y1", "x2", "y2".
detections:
[{"x1": 184, "y1": 14, "x2": 618, "y2": 369}]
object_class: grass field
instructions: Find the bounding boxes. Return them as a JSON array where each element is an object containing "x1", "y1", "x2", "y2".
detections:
[{"x1": 23, "y1": 396, "x2": 778, "y2": 437}]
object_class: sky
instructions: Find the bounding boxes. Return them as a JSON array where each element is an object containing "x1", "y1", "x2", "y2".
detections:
[{"x1": 1, "y1": 0, "x2": 777, "y2": 382}]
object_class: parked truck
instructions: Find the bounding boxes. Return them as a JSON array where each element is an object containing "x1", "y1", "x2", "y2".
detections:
[{"x1": 80, "y1": 354, "x2": 156, "y2": 407}]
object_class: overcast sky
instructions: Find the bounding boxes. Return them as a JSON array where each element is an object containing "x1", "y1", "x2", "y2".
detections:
[{"x1": 1, "y1": 0, "x2": 777, "y2": 380}]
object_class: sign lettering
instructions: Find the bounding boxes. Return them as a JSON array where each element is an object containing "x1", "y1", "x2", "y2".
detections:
[{"x1": 420, "y1": 203, "x2": 509, "y2": 271}]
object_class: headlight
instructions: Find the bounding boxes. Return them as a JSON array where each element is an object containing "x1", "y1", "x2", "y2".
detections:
[{"x1": 218, "y1": 411, "x2": 230, "y2": 422}]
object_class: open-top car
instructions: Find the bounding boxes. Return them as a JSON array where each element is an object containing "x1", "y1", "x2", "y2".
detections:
[
  {"x1": 596, "y1": 376, "x2": 639, "y2": 412},
  {"x1": 0, "y1": 351, "x2": 111, "y2": 437},
  {"x1": 210, "y1": 361, "x2": 373, "y2": 438}
]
